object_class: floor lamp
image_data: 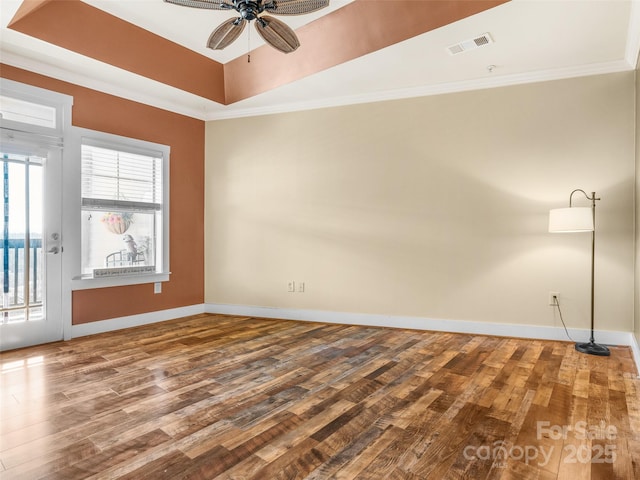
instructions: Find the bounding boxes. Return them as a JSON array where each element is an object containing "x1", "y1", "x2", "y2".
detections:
[{"x1": 548, "y1": 189, "x2": 610, "y2": 356}]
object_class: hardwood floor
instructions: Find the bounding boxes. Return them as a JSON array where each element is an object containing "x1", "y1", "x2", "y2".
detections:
[{"x1": 1, "y1": 314, "x2": 639, "y2": 479}]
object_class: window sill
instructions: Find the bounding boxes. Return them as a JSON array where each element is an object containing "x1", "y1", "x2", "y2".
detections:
[{"x1": 71, "y1": 272, "x2": 170, "y2": 290}]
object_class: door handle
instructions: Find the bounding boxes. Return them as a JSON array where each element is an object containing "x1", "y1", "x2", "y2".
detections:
[{"x1": 48, "y1": 233, "x2": 60, "y2": 254}]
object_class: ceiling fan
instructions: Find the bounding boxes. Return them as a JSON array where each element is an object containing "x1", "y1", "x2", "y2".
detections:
[{"x1": 164, "y1": 0, "x2": 330, "y2": 54}]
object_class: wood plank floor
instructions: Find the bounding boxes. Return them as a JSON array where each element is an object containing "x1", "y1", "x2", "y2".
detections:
[{"x1": 1, "y1": 314, "x2": 639, "y2": 479}]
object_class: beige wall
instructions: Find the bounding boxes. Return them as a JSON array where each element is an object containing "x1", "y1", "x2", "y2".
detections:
[
  {"x1": 636, "y1": 59, "x2": 640, "y2": 344},
  {"x1": 206, "y1": 72, "x2": 635, "y2": 333}
]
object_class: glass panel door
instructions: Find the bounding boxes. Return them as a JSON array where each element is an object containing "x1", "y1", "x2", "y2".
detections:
[
  {"x1": 0, "y1": 145, "x2": 62, "y2": 350},
  {"x1": 2, "y1": 152, "x2": 43, "y2": 322}
]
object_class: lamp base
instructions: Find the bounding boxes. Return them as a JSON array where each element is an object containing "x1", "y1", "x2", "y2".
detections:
[{"x1": 575, "y1": 341, "x2": 610, "y2": 357}]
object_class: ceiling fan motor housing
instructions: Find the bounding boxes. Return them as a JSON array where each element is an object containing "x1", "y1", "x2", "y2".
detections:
[{"x1": 237, "y1": 1, "x2": 264, "y2": 21}]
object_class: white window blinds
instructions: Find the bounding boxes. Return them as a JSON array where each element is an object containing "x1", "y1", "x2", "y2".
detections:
[{"x1": 81, "y1": 143, "x2": 162, "y2": 212}]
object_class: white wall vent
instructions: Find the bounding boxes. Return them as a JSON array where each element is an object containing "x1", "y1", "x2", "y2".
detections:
[{"x1": 447, "y1": 33, "x2": 494, "y2": 55}]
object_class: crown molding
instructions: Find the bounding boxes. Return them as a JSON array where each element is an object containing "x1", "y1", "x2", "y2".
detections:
[
  {"x1": 625, "y1": 0, "x2": 640, "y2": 68},
  {"x1": 2, "y1": 48, "x2": 634, "y2": 123},
  {"x1": 205, "y1": 60, "x2": 634, "y2": 120},
  {"x1": 1, "y1": 50, "x2": 211, "y2": 120}
]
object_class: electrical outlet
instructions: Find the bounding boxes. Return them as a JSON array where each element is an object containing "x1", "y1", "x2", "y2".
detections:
[
  {"x1": 548, "y1": 291, "x2": 559, "y2": 306},
  {"x1": 287, "y1": 281, "x2": 295, "y2": 292},
  {"x1": 298, "y1": 282, "x2": 305, "y2": 293},
  {"x1": 154, "y1": 282, "x2": 162, "y2": 294}
]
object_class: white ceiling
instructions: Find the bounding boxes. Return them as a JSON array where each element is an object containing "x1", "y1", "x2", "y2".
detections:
[{"x1": 1, "y1": 0, "x2": 639, "y2": 120}]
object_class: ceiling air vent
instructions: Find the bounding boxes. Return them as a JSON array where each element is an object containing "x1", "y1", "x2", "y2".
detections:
[{"x1": 447, "y1": 33, "x2": 494, "y2": 55}]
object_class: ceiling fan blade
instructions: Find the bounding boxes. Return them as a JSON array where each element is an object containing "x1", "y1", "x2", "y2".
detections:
[
  {"x1": 164, "y1": 0, "x2": 234, "y2": 10},
  {"x1": 263, "y1": 0, "x2": 329, "y2": 16},
  {"x1": 255, "y1": 15, "x2": 300, "y2": 53},
  {"x1": 207, "y1": 18, "x2": 246, "y2": 50}
]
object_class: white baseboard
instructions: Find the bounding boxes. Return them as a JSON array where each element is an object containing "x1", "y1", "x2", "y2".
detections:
[
  {"x1": 630, "y1": 334, "x2": 640, "y2": 378},
  {"x1": 205, "y1": 303, "x2": 640, "y2": 374},
  {"x1": 70, "y1": 304, "x2": 206, "y2": 338},
  {"x1": 68, "y1": 302, "x2": 640, "y2": 376}
]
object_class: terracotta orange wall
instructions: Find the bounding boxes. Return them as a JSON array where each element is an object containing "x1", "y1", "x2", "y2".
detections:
[{"x1": 1, "y1": 64, "x2": 205, "y2": 324}]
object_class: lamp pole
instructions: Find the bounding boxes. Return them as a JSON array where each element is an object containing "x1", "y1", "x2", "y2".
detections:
[{"x1": 570, "y1": 190, "x2": 609, "y2": 356}]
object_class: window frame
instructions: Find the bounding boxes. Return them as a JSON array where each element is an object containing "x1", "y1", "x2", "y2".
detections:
[
  {"x1": 0, "y1": 80, "x2": 66, "y2": 137},
  {"x1": 70, "y1": 128, "x2": 170, "y2": 290}
]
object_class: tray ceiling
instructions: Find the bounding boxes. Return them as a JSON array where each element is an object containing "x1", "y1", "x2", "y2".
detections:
[{"x1": 1, "y1": 1, "x2": 638, "y2": 120}]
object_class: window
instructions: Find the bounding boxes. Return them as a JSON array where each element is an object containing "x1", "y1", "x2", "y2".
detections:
[
  {"x1": 0, "y1": 95, "x2": 57, "y2": 129},
  {"x1": 79, "y1": 134, "x2": 169, "y2": 282}
]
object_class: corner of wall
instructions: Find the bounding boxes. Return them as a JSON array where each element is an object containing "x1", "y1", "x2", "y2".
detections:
[{"x1": 635, "y1": 54, "x2": 640, "y2": 347}]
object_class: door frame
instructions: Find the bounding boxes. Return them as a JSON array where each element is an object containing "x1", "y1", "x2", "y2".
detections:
[{"x1": 0, "y1": 78, "x2": 73, "y2": 348}]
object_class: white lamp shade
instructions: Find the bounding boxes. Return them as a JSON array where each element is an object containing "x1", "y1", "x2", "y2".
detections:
[{"x1": 548, "y1": 207, "x2": 593, "y2": 233}]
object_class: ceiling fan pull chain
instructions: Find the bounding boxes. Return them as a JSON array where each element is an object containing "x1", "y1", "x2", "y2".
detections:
[{"x1": 247, "y1": 24, "x2": 251, "y2": 63}]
